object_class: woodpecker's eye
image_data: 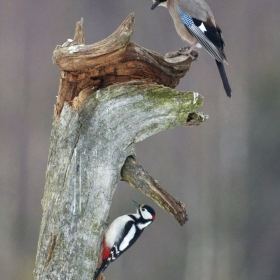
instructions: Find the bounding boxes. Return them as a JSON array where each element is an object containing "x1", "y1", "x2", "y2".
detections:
[{"x1": 142, "y1": 208, "x2": 146, "y2": 211}]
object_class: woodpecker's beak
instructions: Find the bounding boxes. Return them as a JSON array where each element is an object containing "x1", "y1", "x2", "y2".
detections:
[
  {"x1": 151, "y1": 1, "x2": 160, "y2": 10},
  {"x1": 132, "y1": 200, "x2": 140, "y2": 210}
]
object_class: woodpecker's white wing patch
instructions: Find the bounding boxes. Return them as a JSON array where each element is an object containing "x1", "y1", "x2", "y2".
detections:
[
  {"x1": 114, "y1": 245, "x2": 120, "y2": 255},
  {"x1": 119, "y1": 224, "x2": 136, "y2": 251},
  {"x1": 140, "y1": 208, "x2": 153, "y2": 221}
]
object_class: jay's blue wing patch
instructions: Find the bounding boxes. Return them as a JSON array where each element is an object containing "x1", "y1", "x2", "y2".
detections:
[{"x1": 178, "y1": 7, "x2": 227, "y2": 63}]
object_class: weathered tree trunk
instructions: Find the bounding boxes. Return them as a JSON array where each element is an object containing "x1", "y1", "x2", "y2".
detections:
[{"x1": 34, "y1": 14, "x2": 207, "y2": 279}]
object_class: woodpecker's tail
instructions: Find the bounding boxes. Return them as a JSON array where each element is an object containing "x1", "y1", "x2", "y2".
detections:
[
  {"x1": 215, "y1": 60, "x2": 231, "y2": 97},
  {"x1": 93, "y1": 261, "x2": 108, "y2": 280}
]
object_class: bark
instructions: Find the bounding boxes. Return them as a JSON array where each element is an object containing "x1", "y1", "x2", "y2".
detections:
[{"x1": 34, "y1": 14, "x2": 207, "y2": 280}]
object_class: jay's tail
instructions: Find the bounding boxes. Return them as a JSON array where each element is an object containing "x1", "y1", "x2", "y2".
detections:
[{"x1": 216, "y1": 60, "x2": 231, "y2": 97}]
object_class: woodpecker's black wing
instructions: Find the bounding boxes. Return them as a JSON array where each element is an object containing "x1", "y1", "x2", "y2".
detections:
[
  {"x1": 93, "y1": 220, "x2": 142, "y2": 280},
  {"x1": 110, "y1": 218, "x2": 142, "y2": 261}
]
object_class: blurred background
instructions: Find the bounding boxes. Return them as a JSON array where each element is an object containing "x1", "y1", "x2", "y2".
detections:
[{"x1": 1, "y1": 0, "x2": 280, "y2": 279}]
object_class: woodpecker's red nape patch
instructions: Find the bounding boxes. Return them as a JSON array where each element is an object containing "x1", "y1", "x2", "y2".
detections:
[
  {"x1": 102, "y1": 237, "x2": 111, "y2": 261},
  {"x1": 152, "y1": 215, "x2": 155, "y2": 221}
]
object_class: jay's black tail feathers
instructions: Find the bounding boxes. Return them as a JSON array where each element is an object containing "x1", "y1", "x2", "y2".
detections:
[{"x1": 216, "y1": 60, "x2": 231, "y2": 97}]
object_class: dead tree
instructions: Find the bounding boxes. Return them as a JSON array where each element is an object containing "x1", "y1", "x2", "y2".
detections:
[{"x1": 33, "y1": 14, "x2": 207, "y2": 280}]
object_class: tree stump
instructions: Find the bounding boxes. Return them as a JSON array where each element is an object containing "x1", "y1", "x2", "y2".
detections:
[{"x1": 34, "y1": 14, "x2": 207, "y2": 280}]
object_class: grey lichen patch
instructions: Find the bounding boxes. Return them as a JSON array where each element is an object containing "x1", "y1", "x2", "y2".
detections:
[
  {"x1": 146, "y1": 86, "x2": 176, "y2": 100},
  {"x1": 142, "y1": 86, "x2": 204, "y2": 126},
  {"x1": 176, "y1": 93, "x2": 204, "y2": 123},
  {"x1": 91, "y1": 223, "x2": 100, "y2": 235},
  {"x1": 145, "y1": 86, "x2": 202, "y2": 108},
  {"x1": 92, "y1": 82, "x2": 203, "y2": 113}
]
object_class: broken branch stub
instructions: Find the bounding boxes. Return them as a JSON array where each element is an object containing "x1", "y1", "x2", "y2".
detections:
[{"x1": 122, "y1": 156, "x2": 188, "y2": 225}]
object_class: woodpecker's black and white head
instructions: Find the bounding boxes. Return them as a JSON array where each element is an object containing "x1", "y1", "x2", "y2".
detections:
[
  {"x1": 93, "y1": 201, "x2": 155, "y2": 280},
  {"x1": 131, "y1": 200, "x2": 155, "y2": 228},
  {"x1": 151, "y1": 0, "x2": 167, "y2": 10}
]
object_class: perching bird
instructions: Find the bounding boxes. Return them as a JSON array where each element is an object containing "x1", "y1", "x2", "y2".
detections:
[
  {"x1": 151, "y1": 0, "x2": 232, "y2": 97},
  {"x1": 93, "y1": 201, "x2": 155, "y2": 280}
]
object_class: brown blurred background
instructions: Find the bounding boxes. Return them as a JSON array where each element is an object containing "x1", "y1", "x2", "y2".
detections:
[{"x1": 1, "y1": 0, "x2": 280, "y2": 279}]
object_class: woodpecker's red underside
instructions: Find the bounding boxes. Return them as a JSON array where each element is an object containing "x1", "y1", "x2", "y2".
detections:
[{"x1": 102, "y1": 238, "x2": 111, "y2": 260}]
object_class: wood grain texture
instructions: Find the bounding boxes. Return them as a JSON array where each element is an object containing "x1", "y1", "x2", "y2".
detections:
[{"x1": 52, "y1": 14, "x2": 197, "y2": 119}]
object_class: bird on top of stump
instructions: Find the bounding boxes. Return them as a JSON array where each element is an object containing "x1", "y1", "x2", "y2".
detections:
[{"x1": 151, "y1": 0, "x2": 232, "y2": 97}]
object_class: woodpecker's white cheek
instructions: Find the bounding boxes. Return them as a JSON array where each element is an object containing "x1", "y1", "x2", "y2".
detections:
[
  {"x1": 138, "y1": 221, "x2": 152, "y2": 230},
  {"x1": 141, "y1": 210, "x2": 153, "y2": 220},
  {"x1": 119, "y1": 225, "x2": 136, "y2": 251}
]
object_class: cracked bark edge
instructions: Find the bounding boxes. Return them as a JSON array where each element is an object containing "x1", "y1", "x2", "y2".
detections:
[
  {"x1": 52, "y1": 14, "x2": 198, "y2": 119},
  {"x1": 45, "y1": 234, "x2": 57, "y2": 268},
  {"x1": 53, "y1": 14, "x2": 135, "y2": 65},
  {"x1": 121, "y1": 156, "x2": 188, "y2": 225}
]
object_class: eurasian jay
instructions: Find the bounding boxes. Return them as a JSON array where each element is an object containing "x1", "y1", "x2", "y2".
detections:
[{"x1": 151, "y1": 0, "x2": 231, "y2": 97}]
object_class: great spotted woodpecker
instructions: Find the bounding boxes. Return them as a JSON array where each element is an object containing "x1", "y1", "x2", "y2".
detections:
[{"x1": 93, "y1": 201, "x2": 155, "y2": 280}]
